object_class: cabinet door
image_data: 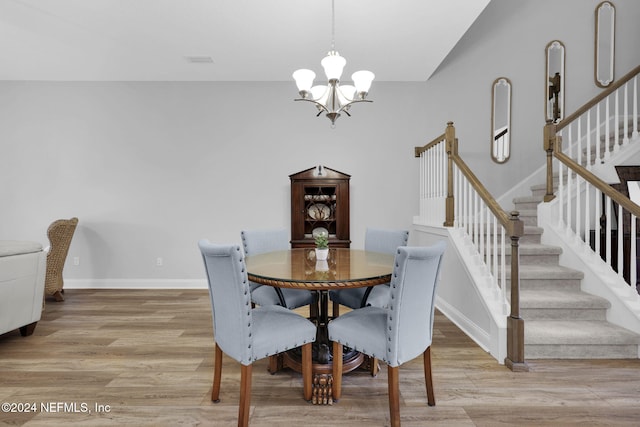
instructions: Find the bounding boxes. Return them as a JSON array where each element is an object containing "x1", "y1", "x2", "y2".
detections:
[{"x1": 334, "y1": 181, "x2": 350, "y2": 242}]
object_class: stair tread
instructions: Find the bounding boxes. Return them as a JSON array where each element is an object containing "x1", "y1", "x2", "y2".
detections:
[
  {"x1": 520, "y1": 289, "x2": 610, "y2": 309},
  {"x1": 518, "y1": 264, "x2": 585, "y2": 279},
  {"x1": 516, "y1": 243, "x2": 562, "y2": 254},
  {"x1": 517, "y1": 209, "x2": 538, "y2": 215},
  {"x1": 525, "y1": 320, "x2": 640, "y2": 344},
  {"x1": 476, "y1": 226, "x2": 543, "y2": 235},
  {"x1": 513, "y1": 195, "x2": 544, "y2": 203},
  {"x1": 524, "y1": 225, "x2": 543, "y2": 234}
]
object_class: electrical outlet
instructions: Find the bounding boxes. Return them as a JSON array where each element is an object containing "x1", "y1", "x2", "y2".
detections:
[
  {"x1": 73, "y1": 257, "x2": 80, "y2": 266},
  {"x1": 156, "y1": 257, "x2": 163, "y2": 267}
]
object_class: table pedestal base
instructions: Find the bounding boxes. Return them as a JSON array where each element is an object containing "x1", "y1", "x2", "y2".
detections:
[{"x1": 270, "y1": 349, "x2": 365, "y2": 405}]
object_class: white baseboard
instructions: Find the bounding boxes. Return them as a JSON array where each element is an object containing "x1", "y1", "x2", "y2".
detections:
[
  {"x1": 64, "y1": 279, "x2": 208, "y2": 290},
  {"x1": 436, "y1": 297, "x2": 491, "y2": 353}
]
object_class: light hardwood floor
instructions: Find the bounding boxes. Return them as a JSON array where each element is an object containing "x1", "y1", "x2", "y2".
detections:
[{"x1": 1, "y1": 289, "x2": 640, "y2": 426}]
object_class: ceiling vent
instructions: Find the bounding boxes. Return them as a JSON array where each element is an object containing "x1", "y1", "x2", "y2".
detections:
[{"x1": 184, "y1": 56, "x2": 214, "y2": 64}]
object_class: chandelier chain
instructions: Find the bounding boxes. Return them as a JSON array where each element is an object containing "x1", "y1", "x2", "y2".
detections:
[{"x1": 331, "y1": 0, "x2": 335, "y2": 51}]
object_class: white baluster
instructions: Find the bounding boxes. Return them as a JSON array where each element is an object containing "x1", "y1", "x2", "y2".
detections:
[
  {"x1": 500, "y1": 226, "x2": 506, "y2": 295},
  {"x1": 587, "y1": 110, "x2": 592, "y2": 169},
  {"x1": 605, "y1": 96, "x2": 611, "y2": 159},
  {"x1": 634, "y1": 76, "x2": 639, "y2": 139},
  {"x1": 420, "y1": 152, "x2": 424, "y2": 221},
  {"x1": 453, "y1": 166, "x2": 458, "y2": 228},
  {"x1": 595, "y1": 187, "x2": 602, "y2": 257},
  {"x1": 466, "y1": 178, "x2": 471, "y2": 235},
  {"x1": 614, "y1": 91, "x2": 620, "y2": 152},
  {"x1": 479, "y1": 201, "x2": 484, "y2": 262},
  {"x1": 617, "y1": 203, "x2": 623, "y2": 278},
  {"x1": 493, "y1": 215, "x2": 498, "y2": 283},
  {"x1": 575, "y1": 175, "x2": 581, "y2": 243},
  {"x1": 632, "y1": 213, "x2": 637, "y2": 288},
  {"x1": 584, "y1": 178, "x2": 590, "y2": 252},
  {"x1": 473, "y1": 191, "x2": 478, "y2": 245},
  {"x1": 558, "y1": 156, "x2": 564, "y2": 228},
  {"x1": 440, "y1": 142, "x2": 444, "y2": 198},
  {"x1": 567, "y1": 126, "x2": 573, "y2": 236},
  {"x1": 596, "y1": 103, "x2": 602, "y2": 164},
  {"x1": 606, "y1": 195, "x2": 612, "y2": 264},
  {"x1": 623, "y1": 81, "x2": 629, "y2": 145},
  {"x1": 577, "y1": 117, "x2": 583, "y2": 166}
]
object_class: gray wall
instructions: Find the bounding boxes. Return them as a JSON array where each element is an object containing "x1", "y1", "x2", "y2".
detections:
[
  {"x1": 0, "y1": 81, "x2": 427, "y2": 280},
  {"x1": 2, "y1": 0, "x2": 639, "y2": 283}
]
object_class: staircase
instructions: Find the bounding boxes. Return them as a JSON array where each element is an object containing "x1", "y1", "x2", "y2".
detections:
[{"x1": 510, "y1": 183, "x2": 640, "y2": 358}]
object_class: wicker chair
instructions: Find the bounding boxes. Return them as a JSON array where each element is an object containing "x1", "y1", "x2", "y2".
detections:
[{"x1": 45, "y1": 217, "x2": 78, "y2": 301}]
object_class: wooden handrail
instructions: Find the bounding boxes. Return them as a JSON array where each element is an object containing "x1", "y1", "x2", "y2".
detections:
[
  {"x1": 450, "y1": 154, "x2": 524, "y2": 238},
  {"x1": 554, "y1": 150, "x2": 640, "y2": 218},
  {"x1": 557, "y1": 64, "x2": 640, "y2": 132},
  {"x1": 414, "y1": 132, "x2": 446, "y2": 157}
]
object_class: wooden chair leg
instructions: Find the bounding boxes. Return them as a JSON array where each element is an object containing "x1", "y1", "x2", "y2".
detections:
[
  {"x1": 238, "y1": 364, "x2": 252, "y2": 427},
  {"x1": 423, "y1": 346, "x2": 435, "y2": 406},
  {"x1": 212, "y1": 344, "x2": 223, "y2": 403},
  {"x1": 370, "y1": 357, "x2": 379, "y2": 377},
  {"x1": 52, "y1": 290, "x2": 64, "y2": 302},
  {"x1": 387, "y1": 365, "x2": 401, "y2": 427},
  {"x1": 332, "y1": 341, "x2": 343, "y2": 401},
  {"x1": 302, "y1": 343, "x2": 312, "y2": 401},
  {"x1": 268, "y1": 354, "x2": 279, "y2": 374}
]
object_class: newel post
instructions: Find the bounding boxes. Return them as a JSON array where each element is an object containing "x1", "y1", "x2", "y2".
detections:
[
  {"x1": 444, "y1": 121, "x2": 456, "y2": 227},
  {"x1": 543, "y1": 120, "x2": 557, "y2": 202},
  {"x1": 505, "y1": 211, "x2": 529, "y2": 372}
]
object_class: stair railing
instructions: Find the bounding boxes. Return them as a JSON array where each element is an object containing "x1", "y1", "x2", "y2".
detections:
[
  {"x1": 544, "y1": 64, "x2": 640, "y2": 292},
  {"x1": 415, "y1": 122, "x2": 527, "y2": 371}
]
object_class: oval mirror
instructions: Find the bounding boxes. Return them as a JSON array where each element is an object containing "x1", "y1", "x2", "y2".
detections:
[
  {"x1": 491, "y1": 77, "x2": 511, "y2": 163},
  {"x1": 545, "y1": 40, "x2": 565, "y2": 123},
  {"x1": 595, "y1": 1, "x2": 615, "y2": 87}
]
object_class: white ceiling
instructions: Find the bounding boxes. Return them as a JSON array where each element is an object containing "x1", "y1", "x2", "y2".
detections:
[{"x1": 0, "y1": 0, "x2": 490, "y2": 82}]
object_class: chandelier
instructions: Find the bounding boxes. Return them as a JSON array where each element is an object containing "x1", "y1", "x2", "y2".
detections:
[{"x1": 292, "y1": 0, "x2": 374, "y2": 126}]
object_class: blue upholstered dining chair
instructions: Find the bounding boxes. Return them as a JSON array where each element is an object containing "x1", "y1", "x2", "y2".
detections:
[
  {"x1": 241, "y1": 229, "x2": 315, "y2": 310},
  {"x1": 328, "y1": 241, "x2": 446, "y2": 427},
  {"x1": 198, "y1": 240, "x2": 316, "y2": 427},
  {"x1": 329, "y1": 228, "x2": 409, "y2": 316}
]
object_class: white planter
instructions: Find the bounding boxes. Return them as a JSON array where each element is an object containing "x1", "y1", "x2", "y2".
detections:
[
  {"x1": 315, "y1": 248, "x2": 329, "y2": 261},
  {"x1": 315, "y1": 260, "x2": 329, "y2": 271}
]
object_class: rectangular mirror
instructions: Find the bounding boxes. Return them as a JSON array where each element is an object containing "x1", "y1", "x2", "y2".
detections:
[{"x1": 595, "y1": 1, "x2": 615, "y2": 88}]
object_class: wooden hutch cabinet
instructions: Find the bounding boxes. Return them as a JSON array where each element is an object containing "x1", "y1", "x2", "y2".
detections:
[{"x1": 290, "y1": 166, "x2": 350, "y2": 248}]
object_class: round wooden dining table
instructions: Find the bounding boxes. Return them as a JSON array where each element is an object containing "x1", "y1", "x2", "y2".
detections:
[{"x1": 246, "y1": 247, "x2": 394, "y2": 404}]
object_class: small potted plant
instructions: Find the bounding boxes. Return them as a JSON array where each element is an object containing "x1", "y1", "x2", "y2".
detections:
[{"x1": 314, "y1": 232, "x2": 329, "y2": 261}]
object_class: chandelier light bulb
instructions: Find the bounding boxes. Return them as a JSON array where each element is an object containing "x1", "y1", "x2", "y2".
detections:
[
  {"x1": 321, "y1": 51, "x2": 346, "y2": 81},
  {"x1": 292, "y1": 69, "x2": 316, "y2": 94},
  {"x1": 352, "y1": 70, "x2": 375, "y2": 97}
]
